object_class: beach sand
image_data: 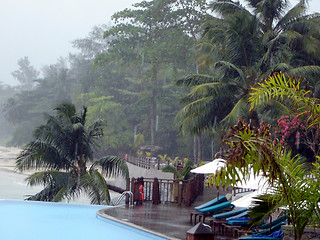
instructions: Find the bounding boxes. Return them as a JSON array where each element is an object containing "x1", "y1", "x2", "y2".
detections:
[{"x1": 0, "y1": 146, "x2": 119, "y2": 204}]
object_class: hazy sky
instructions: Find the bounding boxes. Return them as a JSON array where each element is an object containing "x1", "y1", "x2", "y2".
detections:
[
  {"x1": 1, "y1": 0, "x2": 320, "y2": 86},
  {"x1": 0, "y1": 0, "x2": 133, "y2": 86}
]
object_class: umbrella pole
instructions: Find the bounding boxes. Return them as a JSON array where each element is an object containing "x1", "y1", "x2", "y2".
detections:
[{"x1": 216, "y1": 187, "x2": 219, "y2": 203}]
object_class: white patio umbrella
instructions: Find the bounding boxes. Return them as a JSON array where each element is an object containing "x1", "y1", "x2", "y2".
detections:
[
  {"x1": 191, "y1": 158, "x2": 226, "y2": 174},
  {"x1": 235, "y1": 169, "x2": 269, "y2": 192},
  {"x1": 232, "y1": 190, "x2": 261, "y2": 208}
]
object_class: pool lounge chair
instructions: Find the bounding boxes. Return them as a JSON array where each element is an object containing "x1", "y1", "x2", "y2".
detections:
[
  {"x1": 252, "y1": 215, "x2": 287, "y2": 232},
  {"x1": 194, "y1": 196, "x2": 228, "y2": 211},
  {"x1": 197, "y1": 201, "x2": 234, "y2": 214},
  {"x1": 222, "y1": 216, "x2": 252, "y2": 236},
  {"x1": 235, "y1": 215, "x2": 287, "y2": 238},
  {"x1": 190, "y1": 199, "x2": 234, "y2": 224},
  {"x1": 211, "y1": 207, "x2": 248, "y2": 220},
  {"x1": 210, "y1": 207, "x2": 248, "y2": 233},
  {"x1": 238, "y1": 229, "x2": 284, "y2": 240}
]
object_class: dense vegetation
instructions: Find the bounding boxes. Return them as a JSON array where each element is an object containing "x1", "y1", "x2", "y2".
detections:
[
  {"x1": 1, "y1": 0, "x2": 320, "y2": 172},
  {"x1": 2, "y1": 0, "x2": 214, "y2": 160},
  {"x1": 1, "y1": 0, "x2": 320, "y2": 236}
]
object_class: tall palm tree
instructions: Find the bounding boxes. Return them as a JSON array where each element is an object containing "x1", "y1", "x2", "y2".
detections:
[
  {"x1": 176, "y1": 0, "x2": 320, "y2": 134},
  {"x1": 16, "y1": 102, "x2": 129, "y2": 204}
]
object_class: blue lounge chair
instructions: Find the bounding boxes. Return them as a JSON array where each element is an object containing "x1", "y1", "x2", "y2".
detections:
[
  {"x1": 221, "y1": 216, "x2": 252, "y2": 236},
  {"x1": 190, "y1": 196, "x2": 229, "y2": 224},
  {"x1": 236, "y1": 215, "x2": 287, "y2": 239},
  {"x1": 254, "y1": 221, "x2": 286, "y2": 236},
  {"x1": 210, "y1": 208, "x2": 248, "y2": 233},
  {"x1": 197, "y1": 201, "x2": 234, "y2": 214},
  {"x1": 212, "y1": 207, "x2": 248, "y2": 220},
  {"x1": 226, "y1": 216, "x2": 252, "y2": 227},
  {"x1": 238, "y1": 229, "x2": 284, "y2": 240},
  {"x1": 226, "y1": 210, "x2": 249, "y2": 220},
  {"x1": 252, "y1": 215, "x2": 287, "y2": 232},
  {"x1": 194, "y1": 196, "x2": 228, "y2": 211}
]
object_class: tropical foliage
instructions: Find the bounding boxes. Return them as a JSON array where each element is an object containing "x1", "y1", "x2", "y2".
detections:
[
  {"x1": 162, "y1": 158, "x2": 194, "y2": 180},
  {"x1": 207, "y1": 73, "x2": 320, "y2": 239},
  {"x1": 175, "y1": 0, "x2": 320, "y2": 136},
  {"x1": 16, "y1": 102, "x2": 128, "y2": 204}
]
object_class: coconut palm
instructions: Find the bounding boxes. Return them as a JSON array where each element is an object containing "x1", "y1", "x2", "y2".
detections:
[
  {"x1": 176, "y1": 0, "x2": 320, "y2": 134},
  {"x1": 16, "y1": 102, "x2": 128, "y2": 204}
]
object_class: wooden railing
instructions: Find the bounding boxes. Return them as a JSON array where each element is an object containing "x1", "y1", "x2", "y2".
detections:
[
  {"x1": 233, "y1": 187, "x2": 255, "y2": 195},
  {"x1": 119, "y1": 153, "x2": 161, "y2": 170},
  {"x1": 127, "y1": 174, "x2": 204, "y2": 206}
]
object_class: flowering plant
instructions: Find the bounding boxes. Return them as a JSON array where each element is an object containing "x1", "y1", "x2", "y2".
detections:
[{"x1": 274, "y1": 113, "x2": 320, "y2": 161}]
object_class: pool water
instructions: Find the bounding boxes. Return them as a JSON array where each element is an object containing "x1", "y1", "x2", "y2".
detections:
[{"x1": 0, "y1": 200, "x2": 167, "y2": 240}]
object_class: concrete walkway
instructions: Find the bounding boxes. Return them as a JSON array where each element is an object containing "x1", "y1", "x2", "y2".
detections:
[{"x1": 99, "y1": 186, "x2": 237, "y2": 240}]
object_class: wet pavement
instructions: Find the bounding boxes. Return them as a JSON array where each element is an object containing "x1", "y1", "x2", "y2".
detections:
[{"x1": 99, "y1": 187, "x2": 237, "y2": 240}]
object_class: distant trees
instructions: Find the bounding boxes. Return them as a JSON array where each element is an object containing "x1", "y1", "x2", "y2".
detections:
[
  {"x1": 98, "y1": 0, "x2": 200, "y2": 149},
  {"x1": 5, "y1": 0, "x2": 318, "y2": 162},
  {"x1": 11, "y1": 56, "x2": 39, "y2": 90},
  {"x1": 0, "y1": 83, "x2": 15, "y2": 144},
  {"x1": 4, "y1": 59, "x2": 73, "y2": 145}
]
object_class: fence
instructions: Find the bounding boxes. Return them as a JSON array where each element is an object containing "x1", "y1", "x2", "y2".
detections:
[
  {"x1": 233, "y1": 187, "x2": 255, "y2": 195},
  {"x1": 119, "y1": 153, "x2": 161, "y2": 170},
  {"x1": 127, "y1": 174, "x2": 204, "y2": 206}
]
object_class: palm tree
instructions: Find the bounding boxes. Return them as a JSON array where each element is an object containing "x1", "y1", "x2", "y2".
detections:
[
  {"x1": 16, "y1": 102, "x2": 129, "y2": 204},
  {"x1": 176, "y1": 0, "x2": 320, "y2": 134}
]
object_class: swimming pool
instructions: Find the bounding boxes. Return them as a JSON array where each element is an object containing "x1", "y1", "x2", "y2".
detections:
[{"x1": 0, "y1": 200, "x2": 168, "y2": 240}]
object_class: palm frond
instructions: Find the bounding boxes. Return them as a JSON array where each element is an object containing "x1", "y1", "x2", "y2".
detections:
[
  {"x1": 248, "y1": 194, "x2": 280, "y2": 227},
  {"x1": 26, "y1": 171, "x2": 71, "y2": 187},
  {"x1": 81, "y1": 171, "x2": 110, "y2": 205},
  {"x1": 221, "y1": 97, "x2": 248, "y2": 124},
  {"x1": 214, "y1": 61, "x2": 247, "y2": 84},
  {"x1": 161, "y1": 165, "x2": 181, "y2": 179},
  {"x1": 91, "y1": 156, "x2": 129, "y2": 179},
  {"x1": 176, "y1": 74, "x2": 217, "y2": 87},
  {"x1": 275, "y1": 0, "x2": 307, "y2": 30},
  {"x1": 25, "y1": 171, "x2": 72, "y2": 202},
  {"x1": 249, "y1": 72, "x2": 311, "y2": 111},
  {"x1": 209, "y1": 0, "x2": 250, "y2": 17},
  {"x1": 287, "y1": 65, "x2": 320, "y2": 82},
  {"x1": 181, "y1": 160, "x2": 194, "y2": 180}
]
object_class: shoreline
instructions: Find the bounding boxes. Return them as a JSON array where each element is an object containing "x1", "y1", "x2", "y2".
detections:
[{"x1": 0, "y1": 146, "x2": 120, "y2": 204}]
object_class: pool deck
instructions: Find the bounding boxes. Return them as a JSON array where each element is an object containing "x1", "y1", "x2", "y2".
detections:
[{"x1": 99, "y1": 187, "x2": 238, "y2": 240}]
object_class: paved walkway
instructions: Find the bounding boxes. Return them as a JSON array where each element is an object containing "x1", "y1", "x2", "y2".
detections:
[{"x1": 99, "y1": 187, "x2": 237, "y2": 240}]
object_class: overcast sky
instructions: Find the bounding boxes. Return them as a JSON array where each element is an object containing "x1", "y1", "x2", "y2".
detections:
[{"x1": 1, "y1": 0, "x2": 320, "y2": 86}]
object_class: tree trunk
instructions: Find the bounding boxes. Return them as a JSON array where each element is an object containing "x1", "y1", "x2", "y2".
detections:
[
  {"x1": 197, "y1": 134, "x2": 203, "y2": 162},
  {"x1": 193, "y1": 136, "x2": 197, "y2": 164},
  {"x1": 150, "y1": 89, "x2": 157, "y2": 147}
]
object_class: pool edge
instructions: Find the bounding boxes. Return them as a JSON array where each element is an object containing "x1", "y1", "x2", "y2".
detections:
[{"x1": 97, "y1": 206, "x2": 181, "y2": 240}]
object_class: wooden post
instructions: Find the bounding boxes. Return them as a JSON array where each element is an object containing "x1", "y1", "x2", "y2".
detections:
[
  {"x1": 126, "y1": 178, "x2": 130, "y2": 205},
  {"x1": 131, "y1": 177, "x2": 137, "y2": 204},
  {"x1": 186, "y1": 179, "x2": 192, "y2": 206},
  {"x1": 178, "y1": 180, "x2": 183, "y2": 206},
  {"x1": 152, "y1": 178, "x2": 160, "y2": 204}
]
